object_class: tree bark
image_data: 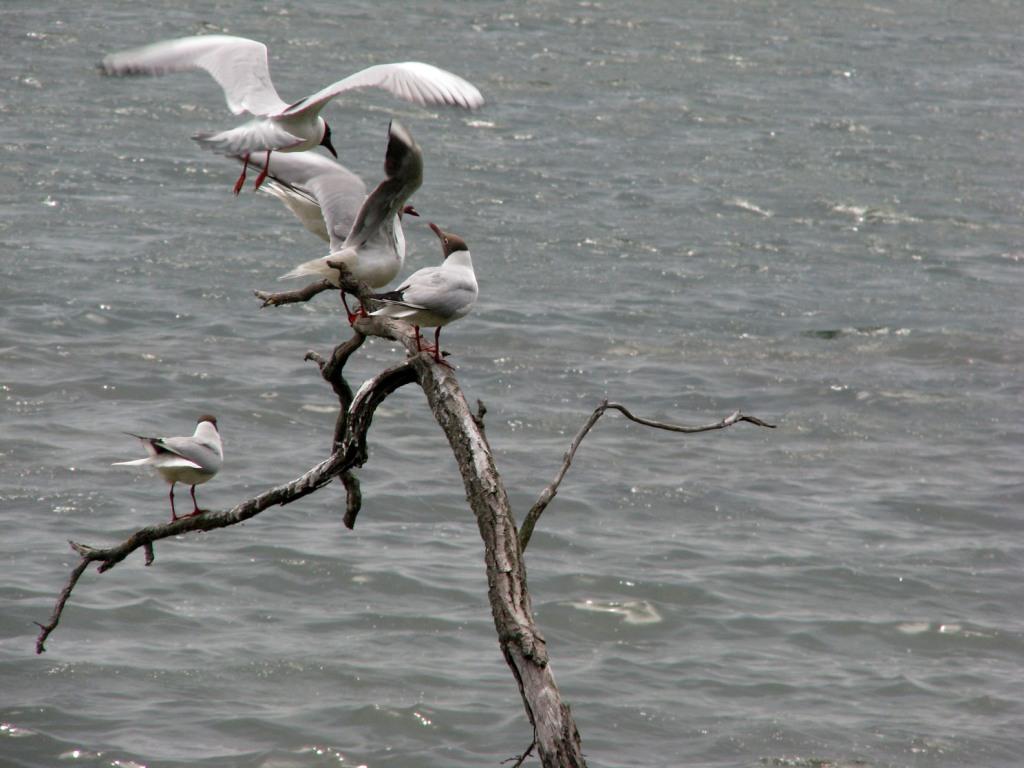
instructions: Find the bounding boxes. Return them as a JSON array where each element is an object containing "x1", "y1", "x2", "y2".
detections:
[{"x1": 412, "y1": 355, "x2": 585, "y2": 765}]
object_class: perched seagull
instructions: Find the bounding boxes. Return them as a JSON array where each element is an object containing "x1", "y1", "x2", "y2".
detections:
[
  {"x1": 279, "y1": 120, "x2": 423, "y2": 322},
  {"x1": 370, "y1": 222, "x2": 478, "y2": 362},
  {"x1": 112, "y1": 415, "x2": 224, "y2": 521},
  {"x1": 101, "y1": 34, "x2": 484, "y2": 194}
]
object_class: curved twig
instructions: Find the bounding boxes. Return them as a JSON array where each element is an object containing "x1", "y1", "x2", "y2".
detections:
[{"x1": 518, "y1": 401, "x2": 776, "y2": 551}]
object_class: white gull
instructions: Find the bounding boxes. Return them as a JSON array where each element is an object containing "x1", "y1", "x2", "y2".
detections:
[
  {"x1": 101, "y1": 34, "x2": 484, "y2": 193},
  {"x1": 371, "y1": 222, "x2": 478, "y2": 361},
  {"x1": 112, "y1": 415, "x2": 223, "y2": 521},
  {"x1": 279, "y1": 120, "x2": 422, "y2": 321}
]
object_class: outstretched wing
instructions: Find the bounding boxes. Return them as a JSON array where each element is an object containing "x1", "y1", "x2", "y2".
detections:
[
  {"x1": 243, "y1": 151, "x2": 368, "y2": 248},
  {"x1": 102, "y1": 35, "x2": 289, "y2": 116},
  {"x1": 284, "y1": 61, "x2": 484, "y2": 117},
  {"x1": 343, "y1": 120, "x2": 423, "y2": 250}
]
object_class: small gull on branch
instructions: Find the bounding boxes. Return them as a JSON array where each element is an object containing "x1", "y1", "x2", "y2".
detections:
[
  {"x1": 370, "y1": 222, "x2": 478, "y2": 362},
  {"x1": 111, "y1": 414, "x2": 223, "y2": 521}
]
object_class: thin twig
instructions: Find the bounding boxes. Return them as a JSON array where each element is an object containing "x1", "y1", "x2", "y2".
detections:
[
  {"x1": 34, "y1": 556, "x2": 91, "y2": 654},
  {"x1": 503, "y1": 737, "x2": 537, "y2": 767},
  {"x1": 518, "y1": 401, "x2": 776, "y2": 551}
]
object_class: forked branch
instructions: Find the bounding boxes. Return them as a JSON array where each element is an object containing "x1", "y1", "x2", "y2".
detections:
[{"x1": 518, "y1": 401, "x2": 776, "y2": 551}]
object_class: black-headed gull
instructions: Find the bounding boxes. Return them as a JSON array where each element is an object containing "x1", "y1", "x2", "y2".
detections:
[
  {"x1": 371, "y1": 222, "x2": 478, "y2": 362},
  {"x1": 280, "y1": 120, "x2": 422, "y2": 322},
  {"x1": 101, "y1": 35, "x2": 484, "y2": 194},
  {"x1": 112, "y1": 415, "x2": 223, "y2": 521}
]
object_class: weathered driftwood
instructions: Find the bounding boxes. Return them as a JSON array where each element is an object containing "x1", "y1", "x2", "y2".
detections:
[{"x1": 37, "y1": 273, "x2": 774, "y2": 768}]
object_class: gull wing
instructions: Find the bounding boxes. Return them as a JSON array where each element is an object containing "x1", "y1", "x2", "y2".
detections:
[
  {"x1": 154, "y1": 435, "x2": 222, "y2": 474},
  {"x1": 244, "y1": 152, "x2": 368, "y2": 248},
  {"x1": 399, "y1": 269, "x2": 477, "y2": 317},
  {"x1": 102, "y1": 35, "x2": 289, "y2": 116},
  {"x1": 343, "y1": 121, "x2": 423, "y2": 250},
  {"x1": 283, "y1": 61, "x2": 484, "y2": 118}
]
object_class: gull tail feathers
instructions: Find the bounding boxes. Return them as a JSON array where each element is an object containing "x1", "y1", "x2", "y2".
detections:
[
  {"x1": 112, "y1": 456, "x2": 202, "y2": 470},
  {"x1": 279, "y1": 257, "x2": 331, "y2": 281},
  {"x1": 261, "y1": 181, "x2": 330, "y2": 243},
  {"x1": 280, "y1": 248, "x2": 355, "y2": 282},
  {"x1": 193, "y1": 121, "x2": 302, "y2": 157}
]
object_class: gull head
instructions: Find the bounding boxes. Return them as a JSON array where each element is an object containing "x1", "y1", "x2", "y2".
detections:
[
  {"x1": 320, "y1": 122, "x2": 337, "y2": 158},
  {"x1": 429, "y1": 222, "x2": 469, "y2": 259},
  {"x1": 197, "y1": 414, "x2": 219, "y2": 430}
]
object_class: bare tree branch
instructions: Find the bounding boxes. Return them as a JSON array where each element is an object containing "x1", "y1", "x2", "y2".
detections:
[
  {"x1": 518, "y1": 401, "x2": 776, "y2": 551},
  {"x1": 39, "y1": 255, "x2": 773, "y2": 765},
  {"x1": 36, "y1": 266, "x2": 424, "y2": 656},
  {"x1": 254, "y1": 279, "x2": 334, "y2": 307},
  {"x1": 33, "y1": 557, "x2": 91, "y2": 654},
  {"x1": 306, "y1": 331, "x2": 366, "y2": 448},
  {"x1": 35, "y1": 357, "x2": 416, "y2": 654},
  {"x1": 410, "y1": 355, "x2": 586, "y2": 765}
]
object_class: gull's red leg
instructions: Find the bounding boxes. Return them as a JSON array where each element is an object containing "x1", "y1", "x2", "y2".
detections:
[
  {"x1": 252, "y1": 150, "x2": 272, "y2": 191},
  {"x1": 189, "y1": 484, "x2": 205, "y2": 516},
  {"x1": 340, "y1": 291, "x2": 358, "y2": 325},
  {"x1": 433, "y1": 327, "x2": 443, "y2": 362},
  {"x1": 418, "y1": 327, "x2": 439, "y2": 357},
  {"x1": 233, "y1": 154, "x2": 250, "y2": 196},
  {"x1": 169, "y1": 483, "x2": 179, "y2": 521}
]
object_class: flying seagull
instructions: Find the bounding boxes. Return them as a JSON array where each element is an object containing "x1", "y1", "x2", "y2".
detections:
[
  {"x1": 101, "y1": 34, "x2": 484, "y2": 194},
  {"x1": 371, "y1": 222, "x2": 478, "y2": 361},
  {"x1": 279, "y1": 120, "x2": 422, "y2": 322},
  {"x1": 112, "y1": 415, "x2": 223, "y2": 521}
]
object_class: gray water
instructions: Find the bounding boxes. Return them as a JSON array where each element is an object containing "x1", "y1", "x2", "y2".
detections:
[{"x1": 2, "y1": 2, "x2": 1023, "y2": 766}]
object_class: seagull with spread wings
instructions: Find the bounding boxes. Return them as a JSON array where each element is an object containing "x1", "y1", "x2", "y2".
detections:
[{"x1": 101, "y1": 34, "x2": 484, "y2": 194}]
